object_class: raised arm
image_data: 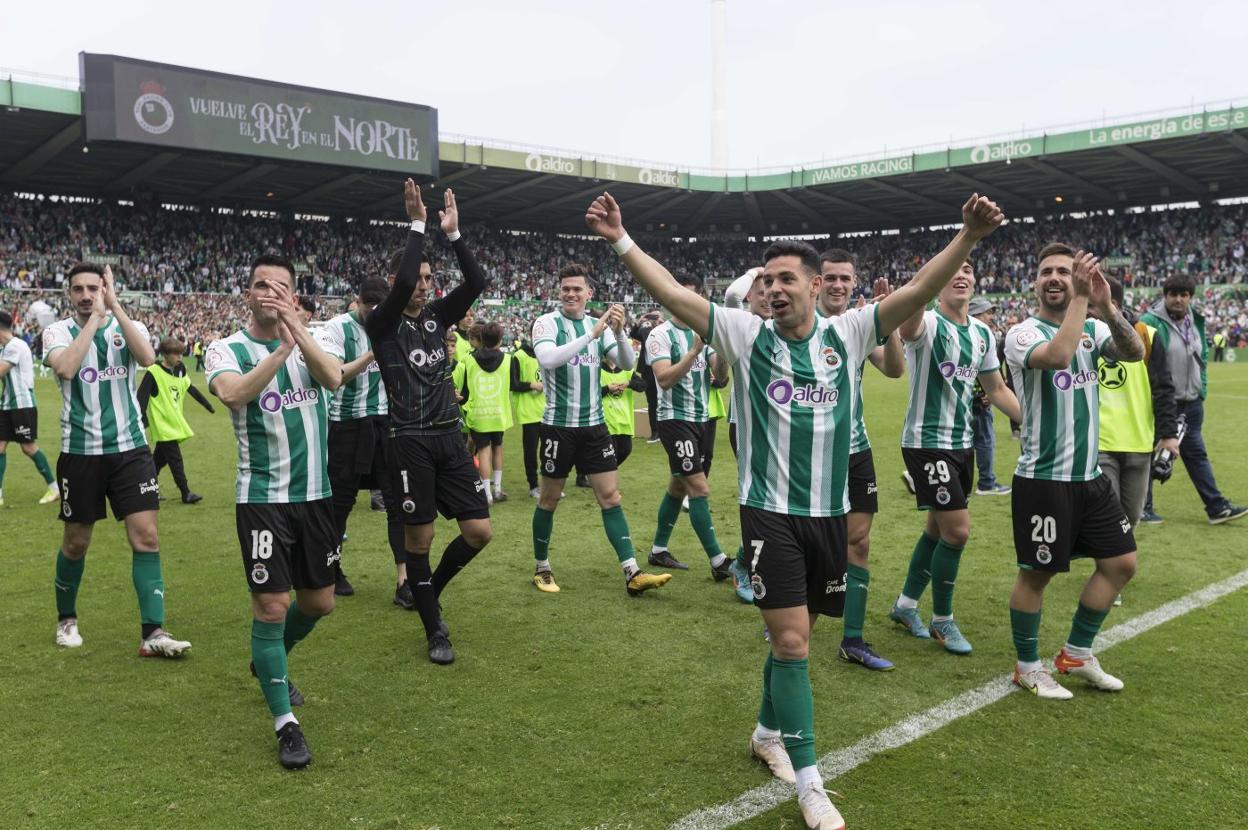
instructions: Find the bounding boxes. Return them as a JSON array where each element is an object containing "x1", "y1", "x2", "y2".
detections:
[
  {"x1": 102, "y1": 266, "x2": 156, "y2": 367},
  {"x1": 875, "y1": 195, "x2": 1004, "y2": 338},
  {"x1": 261, "y1": 281, "x2": 341, "y2": 392},
  {"x1": 651, "y1": 332, "x2": 706, "y2": 390},
  {"x1": 605, "y1": 306, "x2": 635, "y2": 371},
  {"x1": 433, "y1": 189, "x2": 488, "y2": 327},
  {"x1": 864, "y1": 281, "x2": 906, "y2": 377},
  {"x1": 365, "y1": 179, "x2": 426, "y2": 339},
  {"x1": 586, "y1": 193, "x2": 712, "y2": 339},
  {"x1": 209, "y1": 333, "x2": 296, "y2": 411},
  {"x1": 1091, "y1": 268, "x2": 1145, "y2": 364},
  {"x1": 534, "y1": 314, "x2": 609, "y2": 370},
  {"x1": 723, "y1": 268, "x2": 761, "y2": 310},
  {"x1": 46, "y1": 297, "x2": 107, "y2": 381}
]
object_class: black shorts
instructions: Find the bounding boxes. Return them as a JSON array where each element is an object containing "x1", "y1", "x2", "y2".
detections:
[
  {"x1": 387, "y1": 430, "x2": 490, "y2": 524},
  {"x1": 848, "y1": 449, "x2": 878, "y2": 514},
  {"x1": 657, "y1": 419, "x2": 709, "y2": 477},
  {"x1": 0, "y1": 407, "x2": 37, "y2": 442},
  {"x1": 1011, "y1": 475, "x2": 1136, "y2": 572},
  {"x1": 327, "y1": 416, "x2": 389, "y2": 498},
  {"x1": 56, "y1": 448, "x2": 160, "y2": 524},
  {"x1": 538, "y1": 423, "x2": 618, "y2": 479},
  {"x1": 902, "y1": 447, "x2": 973, "y2": 512},
  {"x1": 237, "y1": 499, "x2": 340, "y2": 593},
  {"x1": 739, "y1": 505, "x2": 847, "y2": 617},
  {"x1": 469, "y1": 430, "x2": 504, "y2": 448}
]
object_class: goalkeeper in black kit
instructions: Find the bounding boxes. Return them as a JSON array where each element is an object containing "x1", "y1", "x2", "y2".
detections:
[{"x1": 364, "y1": 181, "x2": 492, "y2": 666}]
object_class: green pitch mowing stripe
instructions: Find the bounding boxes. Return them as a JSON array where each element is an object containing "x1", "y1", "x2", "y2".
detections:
[{"x1": 668, "y1": 566, "x2": 1248, "y2": 830}]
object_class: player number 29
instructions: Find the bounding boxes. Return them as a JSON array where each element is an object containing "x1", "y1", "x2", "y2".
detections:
[
  {"x1": 1029, "y1": 514, "x2": 1057, "y2": 544},
  {"x1": 250, "y1": 529, "x2": 274, "y2": 560},
  {"x1": 924, "y1": 460, "x2": 951, "y2": 485}
]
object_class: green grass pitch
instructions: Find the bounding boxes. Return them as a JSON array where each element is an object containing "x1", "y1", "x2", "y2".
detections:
[{"x1": 2, "y1": 364, "x2": 1246, "y2": 829}]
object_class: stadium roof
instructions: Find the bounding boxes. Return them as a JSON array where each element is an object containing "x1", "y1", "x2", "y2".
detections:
[{"x1": 4, "y1": 66, "x2": 1248, "y2": 237}]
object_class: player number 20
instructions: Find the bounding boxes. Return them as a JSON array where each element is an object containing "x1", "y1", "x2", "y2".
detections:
[
  {"x1": 1029, "y1": 514, "x2": 1057, "y2": 544},
  {"x1": 250, "y1": 529, "x2": 274, "y2": 560},
  {"x1": 924, "y1": 460, "x2": 951, "y2": 485}
]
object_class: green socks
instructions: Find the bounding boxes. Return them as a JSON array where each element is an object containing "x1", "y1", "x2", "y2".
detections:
[
  {"x1": 757, "y1": 653, "x2": 779, "y2": 731},
  {"x1": 601, "y1": 506, "x2": 635, "y2": 564},
  {"x1": 652, "y1": 492, "x2": 683, "y2": 549},
  {"x1": 0, "y1": 453, "x2": 6, "y2": 488},
  {"x1": 930, "y1": 540, "x2": 965, "y2": 617},
  {"x1": 1068, "y1": 602, "x2": 1110, "y2": 650},
  {"x1": 532, "y1": 506, "x2": 554, "y2": 562},
  {"x1": 687, "y1": 496, "x2": 723, "y2": 559},
  {"x1": 131, "y1": 551, "x2": 165, "y2": 627},
  {"x1": 32, "y1": 449, "x2": 54, "y2": 484},
  {"x1": 843, "y1": 564, "x2": 870, "y2": 640},
  {"x1": 769, "y1": 656, "x2": 816, "y2": 769},
  {"x1": 1010, "y1": 607, "x2": 1042, "y2": 662},
  {"x1": 55, "y1": 550, "x2": 85, "y2": 619},
  {"x1": 901, "y1": 533, "x2": 939, "y2": 600},
  {"x1": 251, "y1": 620, "x2": 292, "y2": 717},
  {"x1": 283, "y1": 602, "x2": 319, "y2": 654}
]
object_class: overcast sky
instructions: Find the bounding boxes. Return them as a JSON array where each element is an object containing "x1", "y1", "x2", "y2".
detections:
[{"x1": 4, "y1": 0, "x2": 1245, "y2": 171}]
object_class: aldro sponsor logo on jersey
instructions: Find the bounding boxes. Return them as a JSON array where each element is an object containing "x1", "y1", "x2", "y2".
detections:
[
  {"x1": 1052, "y1": 369, "x2": 1098, "y2": 391},
  {"x1": 78, "y1": 365, "x2": 129, "y2": 383},
  {"x1": 939, "y1": 361, "x2": 978, "y2": 381},
  {"x1": 258, "y1": 388, "x2": 321, "y2": 413},
  {"x1": 408, "y1": 346, "x2": 446, "y2": 368},
  {"x1": 764, "y1": 378, "x2": 839, "y2": 407},
  {"x1": 568, "y1": 353, "x2": 601, "y2": 367}
]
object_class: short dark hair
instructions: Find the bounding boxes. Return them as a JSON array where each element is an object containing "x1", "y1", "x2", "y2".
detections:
[
  {"x1": 158, "y1": 336, "x2": 185, "y2": 356},
  {"x1": 0, "y1": 310, "x2": 12, "y2": 330},
  {"x1": 559, "y1": 263, "x2": 595, "y2": 290},
  {"x1": 249, "y1": 254, "x2": 296, "y2": 287},
  {"x1": 673, "y1": 272, "x2": 703, "y2": 291},
  {"x1": 1036, "y1": 242, "x2": 1076, "y2": 262},
  {"x1": 1107, "y1": 275, "x2": 1124, "y2": 307},
  {"x1": 1163, "y1": 274, "x2": 1196, "y2": 295},
  {"x1": 819, "y1": 248, "x2": 856, "y2": 269},
  {"x1": 358, "y1": 277, "x2": 389, "y2": 306},
  {"x1": 762, "y1": 240, "x2": 819, "y2": 275},
  {"x1": 297, "y1": 296, "x2": 317, "y2": 315},
  {"x1": 468, "y1": 322, "x2": 485, "y2": 342},
  {"x1": 67, "y1": 262, "x2": 105, "y2": 286},
  {"x1": 481, "y1": 321, "x2": 502, "y2": 349}
]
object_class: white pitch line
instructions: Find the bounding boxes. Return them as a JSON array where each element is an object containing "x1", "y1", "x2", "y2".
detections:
[{"x1": 669, "y1": 568, "x2": 1248, "y2": 830}]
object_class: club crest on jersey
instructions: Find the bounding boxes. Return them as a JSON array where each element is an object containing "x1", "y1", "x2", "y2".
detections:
[
  {"x1": 751, "y1": 574, "x2": 766, "y2": 599},
  {"x1": 1052, "y1": 369, "x2": 1098, "y2": 391},
  {"x1": 821, "y1": 347, "x2": 843, "y2": 370},
  {"x1": 544, "y1": 460, "x2": 556, "y2": 474},
  {"x1": 408, "y1": 347, "x2": 445, "y2": 368},
  {"x1": 1035, "y1": 544, "x2": 1052, "y2": 565},
  {"x1": 765, "y1": 378, "x2": 838, "y2": 407},
  {"x1": 424, "y1": 320, "x2": 438, "y2": 333},
  {"x1": 259, "y1": 387, "x2": 320, "y2": 413},
  {"x1": 401, "y1": 498, "x2": 416, "y2": 514},
  {"x1": 112, "y1": 334, "x2": 125, "y2": 349},
  {"x1": 935, "y1": 485, "x2": 951, "y2": 506},
  {"x1": 681, "y1": 458, "x2": 693, "y2": 472},
  {"x1": 1080, "y1": 335, "x2": 1095, "y2": 351},
  {"x1": 251, "y1": 563, "x2": 270, "y2": 585},
  {"x1": 78, "y1": 365, "x2": 129, "y2": 383}
]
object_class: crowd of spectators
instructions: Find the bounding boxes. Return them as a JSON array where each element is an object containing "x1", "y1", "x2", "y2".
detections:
[{"x1": 3, "y1": 192, "x2": 1247, "y2": 349}]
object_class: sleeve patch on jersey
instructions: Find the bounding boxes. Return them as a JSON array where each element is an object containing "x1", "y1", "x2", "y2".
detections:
[
  {"x1": 1014, "y1": 329, "x2": 1041, "y2": 347},
  {"x1": 533, "y1": 318, "x2": 554, "y2": 340}
]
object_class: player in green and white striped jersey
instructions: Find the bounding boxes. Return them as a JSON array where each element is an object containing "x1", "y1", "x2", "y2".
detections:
[
  {"x1": 42, "y1": 263, "x2": 191, "y2": 659},
  {"x1": 319, "y1": 277, "x2": 395, "y2": 600},
  {"x1": 207, "y1": 253, "x2": 345, "y2": 769},
  {"x1": 816, "y1": 249, "x2": 905, "y2": 673},
  {"x1": 0, "y1": 310, "x2": 57, "y2": 506},
  {"x1": 1003, "y1": 243, "x2": 1144, "y2": 700},
  {"x1": 529, "y1": 264, "x2": 670, "y2": 596},
  {"x1": 589, "y1": 190, "x2": 1004, "y2": 830},
  {"x1": 644, "y1": 273, "x2": 731, "y2": 582},
  {"x1": 889, "y1": 260, "x2": 1021, "y2": 656}
]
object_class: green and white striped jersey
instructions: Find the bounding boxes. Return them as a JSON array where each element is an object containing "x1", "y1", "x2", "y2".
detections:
[
  {"x1": 1006, "y1": 316, "x2": 1111, "y2": 482},
  {"x1": 0, "y1": 335, "x2": 36, "y2": 410},
  {"x1": 42, "y1": 316, "x2": 149, "y2": 455},
  {"x1": 710, "y1": 303, "x2": 880, "y2": 518},
  {"x1": 206, "y1": 330, "x2": 341, "y2": 504},
  {"x1": 645, "y1": 320, "x2": 714, "y2": 423},
  {"x1": 320, "y1": 311, "x2": 388, "y2": 421},
  {"x1": 849, "y1": 358, "x2": 871, "y2": 454},
  {"x1": 532, "y1": 311, "x2": 619, "y2": 428},
  {"x1": 901, "y1": 310, "x2": 999, "y2": 450}
]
